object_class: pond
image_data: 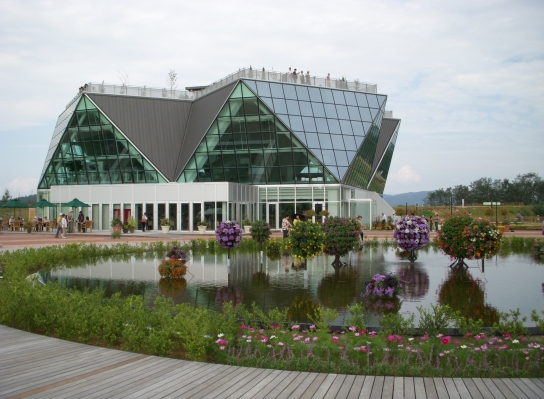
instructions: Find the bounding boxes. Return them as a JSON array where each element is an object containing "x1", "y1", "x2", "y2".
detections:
[{"x1": 40, "y1": 247, "x2": 543, "y2": 327}]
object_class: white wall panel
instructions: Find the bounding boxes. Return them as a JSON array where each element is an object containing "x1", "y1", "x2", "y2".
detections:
[{"x1": 156, "y1": 183, "x2": 178, "y2": 201}]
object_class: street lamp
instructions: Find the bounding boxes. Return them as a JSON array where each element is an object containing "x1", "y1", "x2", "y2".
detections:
[{"x1": 450, "y1": 197, "x2": 453, "y2": 215}]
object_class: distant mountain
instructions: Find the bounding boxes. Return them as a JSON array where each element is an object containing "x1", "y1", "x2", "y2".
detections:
[
  {"x1": 383, "y1": 191, "x2": 430, "y2": 207},
  {"x1": 16, "y1": 194, "x2": 37, "y2": 204}
]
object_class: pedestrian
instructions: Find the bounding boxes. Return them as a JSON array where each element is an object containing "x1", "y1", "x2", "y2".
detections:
[
  {"x1": 326, "y1": 73, "x2": 331, "y2": 87},
  {"x1": 281, "y1": 214, "x2": 292, "y2": 238},
  {"x1": 292, "y1": 69, "x2": 298, "y2": 83},
  {"x1": 141, "y1": 213, "x2": 148, "y2": 231},
  {"x1": 77, "y1": 211, "x2": 84, "y2": 232},
  {"x1": 67, "y1": 209, "x2": 74, "y2": 233},
  {"x1": 55, "y1": 214, "x2": 63, "y2": 238},
  {"x1": 61, "y1": 214, "x2": 68, "y2": 238},
  {"x1": 434, "y1": 213, "x2": 439, "y2": 231},
  {"x1": 356, "y1": 216, "x2": 364, "y2": 242}
]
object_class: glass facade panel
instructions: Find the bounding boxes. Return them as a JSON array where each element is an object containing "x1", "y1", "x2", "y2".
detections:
[
  {"x1": 355, "y1": 92, "x2": 368, "y2": 107},
  {"x1": 269, "y1": 82, "x2": 284, "y2": 98},
  {"x1": 324, "y1": 103, "x2": 337, "y2": 118},
  {"x1": 298, "y1": 101, "x2": 313, "y2": 117},
  {"x1": 311, "y1": 102, "x2": 325, "y2": 117},
  {"x1": 332, "y1": 90, "x2": 346, "y2": 104},
  {"x1": 308, "y1": 87, "x2": 322, "y2": 102},
  {"x1": 283, "y1": 84, "x2": 297, "y2": 100},
  {"x1": 327, "y1": 119, "x2": 341, "y2": 134},
  {"x1": 295, "y1": 86, "x2": 310, "y2": 101},
  {"x1": 366, "y1": 94, "x2": 379, "y2": 108},
  {"x1": 273, "y1": 98, "x2": 287, "y2": 114},
  {"x1": 39, "y1": 95, "x2": 165, "y2": 189},
  {"x1": 320, "y1": 89, "x2": 334, "y2": 103},
  {"x1": 255, "y1": 81, "x2": 271, "y2": 97}
]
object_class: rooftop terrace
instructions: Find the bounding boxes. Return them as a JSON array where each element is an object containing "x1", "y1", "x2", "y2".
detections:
[{"x1": 71, "y1": 67, "x2": 378, "y2": 108}]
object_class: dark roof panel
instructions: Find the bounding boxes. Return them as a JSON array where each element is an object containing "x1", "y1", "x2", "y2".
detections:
[
  {"x1": 174, "y1": 81, "x2": 236, "y2": 179},
  {"x1": 370, "y1": 118, "x2": 400, "y2": 178},
  {"x1": 87, "y1": 94, "x2": 192, "y2": 181}
]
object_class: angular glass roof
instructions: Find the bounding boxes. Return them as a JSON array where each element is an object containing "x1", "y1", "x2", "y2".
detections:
[
  {"x1": 38, "y1": 95, "x2": 166, "y2": 189},
  {"x1": 242, "y1": 79, "x2": 387, "y2": 182},
  {"x1": 177, "y1": 82, "x2": 337, "y2": 184}
]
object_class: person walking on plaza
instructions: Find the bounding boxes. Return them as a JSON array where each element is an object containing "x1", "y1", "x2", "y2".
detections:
[
  {"x1": 434, "y1": 213, "x2": 440, "y2": 231},
  {"x1": 55, "y1": 214, "x2": 63, "y2": 238},
  {"x1": 356, "y1": 215, "x2": 365, "y2": 242},
  {"x1": 77, "y1": 211, "x2": 84, "y2": 232},
  {"x1": 141, "y1": 213, "x2": 148, "y2": 231},
  {"x1": 282, "y1": 214, "x2": 292, "y2": 238},
  {"x1": 61, "y1": 214, "x2": 68, "y2": 238}
]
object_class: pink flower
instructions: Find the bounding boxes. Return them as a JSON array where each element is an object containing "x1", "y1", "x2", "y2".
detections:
[
  {"x1": 219, "y1": 346, "x2": 225, "y2": 350},
  {"x1": 291, "y1": 324, "x2": 300, "y2": 330},
  {"x1": 474, "y1": 335, "x2": 481, "y2": 341},
  {"x1": 312, "y1": 337, "x2": 318, "y2": 341},
  {"x1": 267, "y1": 344, "x2": 272, "y2": 348},
  {"x1": 454, "y1": 341, "x2": 460, "y2": 345},
  {"x1": 277, "y1": 342, "x2": 284, "y2": 346},
  {"x1": 420, "y1": 334, "x2": 429, "y2": 341},
  {"x1": 304, "y1": 337, "x2": 310, "y2": 342},
  {"x1": 332, "y1": 336, "x2": 339, "y2": 343},
  {"x1": 441, "y1": 336, "x2": 451, "y2": 345}
]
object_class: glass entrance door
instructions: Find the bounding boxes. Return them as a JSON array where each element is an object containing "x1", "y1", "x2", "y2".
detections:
[{"x1": 268, "y1": 203, "x2": 277, "y2": 230}]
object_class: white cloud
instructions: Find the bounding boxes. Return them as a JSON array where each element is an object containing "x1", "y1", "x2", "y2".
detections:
[
  {"x1": 389, "y1": 165, "x2": 421, "y2": 185},
  {"x1": 6, "y1": 178, "x2": 39, "y2": 197}
]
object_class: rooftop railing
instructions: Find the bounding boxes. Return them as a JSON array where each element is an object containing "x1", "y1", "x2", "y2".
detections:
[{"x1": 76, "y1": 68, "x2": 378, "y2": 107}]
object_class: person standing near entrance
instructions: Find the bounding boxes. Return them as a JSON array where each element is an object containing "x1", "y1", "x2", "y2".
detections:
[
  {"x1": 67, "y1": 209, "x2": 74, "y2": 233},
  {"x1": 282, "y1": 214, "x2": 291, "y2": 238},
  {"x1": 55, "y1": 214, "x2": 63, "y2": 238},
  {"x1": 61, "y1": 214, "x2": 68, "y2": 238},
  {"x1": 141, "y1": 213, "x2": 148, "y2": 231},
  {"x1": 356, "y1": 216, "x2": 365, "y2": 242}
]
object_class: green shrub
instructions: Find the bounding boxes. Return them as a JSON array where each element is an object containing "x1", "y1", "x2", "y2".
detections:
[{"x1": 417, "y1": 304, "x2": 459, "y2": 336}]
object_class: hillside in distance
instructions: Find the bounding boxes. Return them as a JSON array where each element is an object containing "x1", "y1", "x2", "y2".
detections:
[{"x1": 383, "y1": 191, "x2": 430, "y2": 207}]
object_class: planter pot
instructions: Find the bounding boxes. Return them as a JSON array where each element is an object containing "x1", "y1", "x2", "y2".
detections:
[
  {"x1": 26, "y1": 228, "x2": 32, "y2": 234},
  {"x1": 122, "y1": 228, "x2": 128, "y2": 234},
  {"x1": 129, "y1": 228, "x2": 135, "y2": 233},
  {"x1": 161, "y1": 226, "x2": 170, "y2": 233},
  {"x1": 198, "y1": 226, "x2": 206, "y2": 234},
  {"x1": 244, "y1": 226, "x2": 251, "y2": 234},
  {"x1": 112, "y1": 225, "x2": 122, "y2": 233}
]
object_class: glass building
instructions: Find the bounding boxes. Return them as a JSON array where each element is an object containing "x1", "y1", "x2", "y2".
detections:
[{"x1": 38, "y1": 69, "x2": 400, "y2": 231}]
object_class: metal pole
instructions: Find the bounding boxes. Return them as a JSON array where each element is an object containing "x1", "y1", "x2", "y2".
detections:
[
  {"x1": 450, "y1": 197, "x2": 453, "y2": 215},
  {"x1": 405, "y1": 202, "x2": 408, "y2": 216},
  {"x1": 495, "y1": 201, "x2": 498, "y2": 225}
]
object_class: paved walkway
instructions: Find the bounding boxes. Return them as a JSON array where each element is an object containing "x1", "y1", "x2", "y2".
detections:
[
  {"x1": 1, "y1": 229, "x2": 541, "y2": 250},
  {"x1": 1, "y1": 326, "x2": 543, "y2": 399}
]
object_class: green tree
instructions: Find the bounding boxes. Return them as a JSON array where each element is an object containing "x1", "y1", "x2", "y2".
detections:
[{"x1": 1, "y1": 189, "x2": 11, "y2": 203}]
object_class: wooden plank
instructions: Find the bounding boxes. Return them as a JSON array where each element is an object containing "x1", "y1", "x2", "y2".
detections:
[
  {"x1": 392, "y1": 377, "x2": 404, "y2": 399},
  {"x1": 404, "y1": 377, "x2": 415, "y2": 399},
  {"x1": 0, "y1": 352, "x2": 137, "y2": 397},
  {"x1": 489, "y1": 379, "x2": 520, "y2": 399},
  {"x1": 381, "y1": 376, "x2": 394, "y2": 399},
  {"x1": 202, "y1": 368, "x2": 268, "y2": 399},
  {"x1": 413, "y1": 377, "x2": 426, "y2": 399},
  {"x1": 187, "y1": 366, "x2": 262, "y2": 399},
  {"x1": 461, "y1": 378, "x2": 483, "y2": 399},
  {"x1": 146, "y1": 363, "x2": 228, "y2": 399},
  {"x1": 359, "y1": 375, "x2": 375, "y2": 399},
  {"x1": 423, "y1": 378, "x2": 438, "y2": 399},
  {"x1": 507, "y1": 378, "x2": 539, "y2": 399},
  {"x1": 274, "y1": 371, "x2": 316, "y2": 399},
  {"x1": 498, "y1": 379, "x2": 529, "y2": 399},
  {"x1": 369, "y1": 375, "x2": 384, "y2": 399},
  {"x1": 119, "y1": 361, "x2": 210, "y2": 399},
  {"x1": 345, "y1": 375, "x2": 365, "y2": 399},
  {"x1": 257, "y1": 370, "x2": 299, "y2": 399},
  {"x1": 228, "y1": 369, "x2": 282, "y2": 399},
  {"x1": 334, "y1": 374, "x2": 355, "y2": 399},
  {"x1": 530, "y1": 378, "x2": 544, "y2": 391},
  {"x1": 302, "y1": 373, "x2": 337, "y2": 399},
  {"x1": 289, "y1": 372, "x2": 324, "y2": 399},
  {"x1": 481, "y1": 379, "x2": 508, "y2": 399},
  {"x1": 452, "y1": 378, "x2": 473, "y2": 399},
  {"x1": 432, "y1": 378, "x2": 448, "y2": 399},
  {"x1": 472, "y1": 378, "x2": 494, "y2": 399},
  {"x1": 443, "y1": 378, "x2": 461, "y2": 399},
  {"x1": 174, "y1": 364, "x2": 244, "y2": 399},
  {"x1": 323, "y1": 375, "x2": 347, "y2": 399},
  {"x1": 519, "y1": 379, "x2": 544, "y2": 398},
  {"x1": 89, "y1": 359, "x2": 188, "y2": 399},
  {"x1": 30, "y1": 356, "x2": 167, "y2": 399}
]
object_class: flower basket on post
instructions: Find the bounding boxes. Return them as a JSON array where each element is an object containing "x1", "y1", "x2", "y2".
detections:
[
  {"x1": 437, "y1": 214, "x2": 502, "y2": 270},
  {"x1": 304, "y1": 209, "x2": 317, "y2": 223},
  {"x1": 249, "y1": 219, "x2": 271, "y2": 258},
  {"x1": 393, "y1": 215, "x2": 430, "y2": 261},
  {"x1": 285, "y1": 221, "x2": 324, "y2": 266},
  {"x1": 215, "y1": 220, "x2": 242, "y2": 266},
  {"x1": 158, "y1": 247, "x2": 188, "y2": 289},
  {"x1": 322, "y1": 217, "x2": 360, "y2": 270}
]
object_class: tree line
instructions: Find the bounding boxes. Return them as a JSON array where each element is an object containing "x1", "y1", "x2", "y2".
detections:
[{"x1": 423, "y1": 173, "x2": 544, "y2": 206}]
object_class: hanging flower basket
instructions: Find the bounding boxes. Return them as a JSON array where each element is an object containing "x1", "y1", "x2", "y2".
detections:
[
  {"x1": 393, "y1": 215, "x2": 430, "y2": 260},
  {"x1": 215, "y1": 220, "x2": 242, "y2": 249}
]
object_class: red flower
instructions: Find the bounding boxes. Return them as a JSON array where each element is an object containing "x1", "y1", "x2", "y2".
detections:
[{"x1": 441, "y1": 336, "x2": 451, "y2": 345}]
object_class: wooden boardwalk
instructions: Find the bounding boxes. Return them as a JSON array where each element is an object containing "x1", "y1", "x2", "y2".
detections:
[{"x1": 1, "y1": 326, "x2": 543, "y2": 399}]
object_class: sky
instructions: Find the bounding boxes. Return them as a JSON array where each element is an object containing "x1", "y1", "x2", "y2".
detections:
[{"x1": 0, "y1": 0, "x2": 542, "y2": 197}]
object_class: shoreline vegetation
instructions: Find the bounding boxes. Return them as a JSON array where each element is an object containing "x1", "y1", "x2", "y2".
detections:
[{"x1": 0, "y1": 237, "x2": 543, "y2": 377}]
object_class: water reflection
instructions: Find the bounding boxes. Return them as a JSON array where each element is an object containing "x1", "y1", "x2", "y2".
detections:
[
  {"x1": 437, "y1": 268, "x2": 499, "y2": 325},
  {"x1": 42, "y1": 247, "x2": 542, "y2": 326}
]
